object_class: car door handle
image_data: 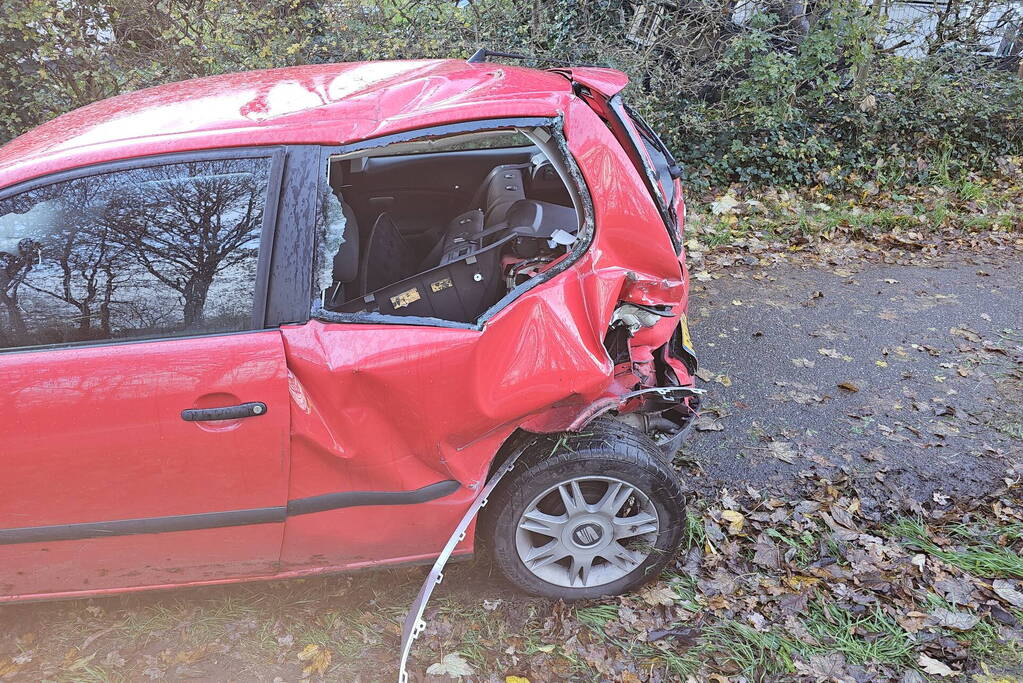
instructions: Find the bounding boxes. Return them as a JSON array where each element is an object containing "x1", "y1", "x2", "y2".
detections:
[{"x1": 181, "y1": 402, "x2": 267, "y2": 422}]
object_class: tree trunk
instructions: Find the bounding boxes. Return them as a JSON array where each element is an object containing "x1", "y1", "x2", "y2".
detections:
[
  {"x1": 182, "y1": 273, "x2": 214, "y2": 328},
  {"x1": 100, "y1": 267, "x2": 114, "y2": 335},
  {"x1": 77, "y1": 302, "x2": 92, "y2": 333},
  {"x1": 0, "y1": 290, "x2": 27, "y2": 339},
  {"x1": 854, "y1": 0, "x2": 885, "y2": 90}
]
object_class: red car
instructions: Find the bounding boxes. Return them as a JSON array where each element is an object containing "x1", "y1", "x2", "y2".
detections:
[{"x1": 0, "y1": 56, "x2": 699, "y2": 617}]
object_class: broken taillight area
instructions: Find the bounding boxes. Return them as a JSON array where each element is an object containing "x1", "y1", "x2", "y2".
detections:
[{"x1": 604, "y1": 301, "x2": 702, "y2": 453}]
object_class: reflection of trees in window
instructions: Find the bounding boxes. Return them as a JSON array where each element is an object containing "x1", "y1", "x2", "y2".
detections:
[
  {"x1": 0, "y1": 238, "x2": 40, "y2": 342},
  {"x1": 0, "y1": 157, "x2": 270, "y2": 349},
  {"x1": 111, "y1": 160, "x2": 268, "y2": 327},
  {"x1": 19, "y1": 178, "x2": 126, "y2": 338}
]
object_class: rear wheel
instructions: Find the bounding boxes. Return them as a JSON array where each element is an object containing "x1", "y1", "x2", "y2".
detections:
[{"x1": 481, "y1": 419, "x2": 686, "y2": 600}]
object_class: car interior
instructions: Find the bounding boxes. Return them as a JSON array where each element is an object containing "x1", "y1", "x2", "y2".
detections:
[{"x1": 317, "y1": 127, "x2": 583, "y2": 324}]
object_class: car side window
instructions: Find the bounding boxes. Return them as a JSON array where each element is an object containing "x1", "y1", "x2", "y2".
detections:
[
  {"x1": 312, "y1": 125, "x2": 584, "y2": 325},
  {"x1": 0, "y1": 157, "x2": 272, "y2": 350}
]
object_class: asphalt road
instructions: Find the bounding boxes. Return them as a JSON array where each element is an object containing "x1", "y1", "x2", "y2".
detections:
[{"x1": 684, "y1": 244, "x2": 1023, "y2": 502}]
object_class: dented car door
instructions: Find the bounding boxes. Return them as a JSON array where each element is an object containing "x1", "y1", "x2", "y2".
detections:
[{"x1": 276, "y1": 99, "x2": 691, "y2": 573}]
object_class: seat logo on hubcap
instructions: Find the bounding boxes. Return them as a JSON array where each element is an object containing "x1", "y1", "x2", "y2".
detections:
[{"x1": 572, "y1": 523, "x2": 603, "y2": 547}]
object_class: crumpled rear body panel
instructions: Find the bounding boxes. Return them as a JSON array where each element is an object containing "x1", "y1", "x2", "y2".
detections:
[{"x1": 279, "y1": 98, "x2": 691, "y2": 569}]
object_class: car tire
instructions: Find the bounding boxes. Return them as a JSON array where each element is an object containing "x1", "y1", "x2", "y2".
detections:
[{"x1": 481, "y1": 419, "x2": 686, "y2": 600}]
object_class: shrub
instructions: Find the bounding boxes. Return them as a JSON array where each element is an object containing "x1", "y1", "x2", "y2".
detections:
[{"x1": 1, "y1": 0, "x2": 1020, "y2": 190}]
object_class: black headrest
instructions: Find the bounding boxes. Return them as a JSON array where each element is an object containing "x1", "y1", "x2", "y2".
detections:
[
  {"x1": 505, "y1": 199, "x2": 578, "y2": 238},
  {"x1": 331, "y1": 202, "x2": 360, "y2": 284}
]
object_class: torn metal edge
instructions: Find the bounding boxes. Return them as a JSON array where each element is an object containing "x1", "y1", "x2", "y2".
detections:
[
  {"x1": 396, "y1": 444, "x2": 526, "y2": 682},
  {"x1": 309, "y1": 302, "x2": 478, "y2": 330}
]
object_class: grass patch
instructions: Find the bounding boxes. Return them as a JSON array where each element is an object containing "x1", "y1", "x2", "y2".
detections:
[
  {"x1": 575, "y1": 603, "x2": 620, "y2": 631},
  {"x1": 703, "y1": 622, "x2": 800, "y2": 679},
  {"x1": 683, "y1": 508, "x2": 706, "y2": 550},
  {"x1": 997, "y1": 421, "x2": 1023, "y2": 440},
  {"x1": 801, "y1": 600, "x2": 915, "y2": 666},
  {"x1": 888, "y1": 518, "x2": 1023, "y2": 578},
  {"x1": 764, "y1": 527, "x2": 819, "y2": 567}
]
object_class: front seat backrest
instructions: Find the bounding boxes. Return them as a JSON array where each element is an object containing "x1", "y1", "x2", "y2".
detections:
[
  {"x1": 358, "y1": 212, "x2": 419, "y2": 296},
  {"x1": 469, "y1": 163, "x2": 529, "y2": 227}
]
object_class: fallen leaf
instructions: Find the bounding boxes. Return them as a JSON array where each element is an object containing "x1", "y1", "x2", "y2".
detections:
[
  {"x1": 918, "y1": 654, "x2": 954, "y2": 677},
  {"x1": 752, "y1": 533, "x2": 781, "y2": 569},
  {"x1": 0, "y1": 657, "x2": 21, "y2": 678},
  {"x1": 931, "y1": 607, "x2": 979, "y2": 631},
  {"x1": 791, "y1": 358, "x2": 815, "y2": 368},
  {"x1": 694, "y1": 415, "x2": 725, "y2": 431},
  {"x1": 795, "y1": 652, "x2": 849, "y2": 679},
  {"x1": 646, "y1": 626, "x2": 701, "y2": 644},
  {"x1": 505, "y1": 676, "x2": 530, "y2": 683},
  {"x1": 696, "y1": 368, "x2": 714, "y2": 382},
  {"x1": 934, "y1": 578, "x2": 974, "y2": 606},
  {"x1": 427, "y1": 653, "x2": 474, "y2": 678},
  {"x1": 768, "y1": 441, "x2": 797, "y2": 464},
  {"x1": 296, "y1": 644, "x2": 319, "y2": 662},
  {"x1": 640, "y1": 584, "x2": 677, "y2": 606},
  {"x1": 837, "y1": 381, "x2": 860, "y2": 392},
  {"x1": 715, "y1": 374, "x2": 733, "y2": 387},
  {"x1": 950, "y1": 326, "x2": 981, "y2": 343},
  {"x1": 721, "y1": 510, "x2": 744, "y2": 534},
  {"x1": 303, "y1": 648, "x2": 332, "y2": 677},
  {"x1": 711, "y1": 194, "x2": 740, "y2": 215},
  {"x1": 992, "y1": 579, "x2": 1023, "y2": 607}
]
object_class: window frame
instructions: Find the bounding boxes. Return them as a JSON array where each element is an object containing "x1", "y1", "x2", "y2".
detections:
[
  {"x1": 0, "y1": 146, "x2": 286, "y2": 354},
  {"x1": 606, "y1": 95, "x2": 682, "y2": 254},
  {"x1": 308, "y1": 116, "x2": 595, "y2": 331}
]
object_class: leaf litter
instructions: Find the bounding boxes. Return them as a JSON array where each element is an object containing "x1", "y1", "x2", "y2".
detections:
[{"x1": 2, "y1": 190, "x2": 1022, "y2": 681}]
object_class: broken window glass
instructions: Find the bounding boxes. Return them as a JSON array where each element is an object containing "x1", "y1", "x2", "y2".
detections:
[{"x1": 315, "y1": 126, "x2": 582, "y2": 324}]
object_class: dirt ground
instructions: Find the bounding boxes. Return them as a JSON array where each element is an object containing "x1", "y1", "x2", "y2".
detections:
[{"x1": 1, "y1": 237, "x2": 1021, "y2": 682}]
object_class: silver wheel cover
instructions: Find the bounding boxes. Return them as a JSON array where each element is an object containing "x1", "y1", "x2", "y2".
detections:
[{"x1": 514, "y1": 476, "x2": 660, "y2": 588}]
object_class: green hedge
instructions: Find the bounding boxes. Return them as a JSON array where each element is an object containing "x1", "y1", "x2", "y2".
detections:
[{"x1": 2, "y1": 0, "x2": 1021, "y2": 190}]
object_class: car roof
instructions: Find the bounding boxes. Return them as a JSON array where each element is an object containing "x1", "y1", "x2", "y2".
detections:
[{"x1": 0, "y1": 60, "x2": 626, "y2": 190}]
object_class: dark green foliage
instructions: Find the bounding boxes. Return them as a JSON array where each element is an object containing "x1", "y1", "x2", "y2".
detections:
[{"x1": 2, "y1": 1, "x2": 1021, "y2": 190}]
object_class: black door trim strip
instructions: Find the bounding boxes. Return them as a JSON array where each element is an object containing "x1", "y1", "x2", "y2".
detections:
[
  {"x1": 0, "y1": 481, "x2": 460, "y2": 546},
  {"x1": 0, "y1": 508, "x2": 286, "y2": 546},
  {"x1": 286, "y1": 480, "x2": 461, "y2": 516}
]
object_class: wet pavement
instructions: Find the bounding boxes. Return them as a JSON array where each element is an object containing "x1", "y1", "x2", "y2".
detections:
[{"x1": 684, "y1": 246, "x2": 1023, "y2": 501}]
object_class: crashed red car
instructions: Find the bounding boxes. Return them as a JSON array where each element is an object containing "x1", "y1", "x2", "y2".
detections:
[{"x1": 0, "y1": 56, "x2": 700, "y2": 617}]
